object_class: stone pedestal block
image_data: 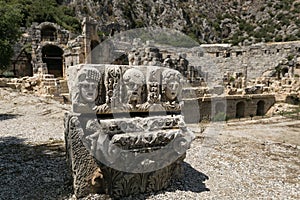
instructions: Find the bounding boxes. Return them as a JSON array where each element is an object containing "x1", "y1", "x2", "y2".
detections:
[{"x1": 64, "y1": 64, "x2": 194, "y2": 198}]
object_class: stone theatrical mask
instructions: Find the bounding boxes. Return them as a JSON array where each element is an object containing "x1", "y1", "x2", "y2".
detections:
[
  {"x1": 77, "y1": 67, "x2": 101, "y2": 103},
  {"x1": 162, "y1": 69, "x2": 182, "y2": 102},
  {"x1": 122, "y1": 68, "x2": 145, "y2": 105}
]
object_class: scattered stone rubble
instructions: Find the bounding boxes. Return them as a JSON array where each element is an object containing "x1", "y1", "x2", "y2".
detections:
[
  {"x1": 127, "y1": 42, "x2": 203, "y2": 86},
  {"x1": 0, "y1": 74, "x2": 69, "y2": 101}
]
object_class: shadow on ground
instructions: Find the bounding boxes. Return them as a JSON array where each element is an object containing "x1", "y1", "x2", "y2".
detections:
[
  {"x1": 0, "y1": 136, "x2": 208, "y2": 200},
  {"x1": 157, "y1": 162, "x2": 209, "y2": 193},
  {"x1": 0, "y1": 114, "x2": 21, "y2": 121},
  {"x1": 0, "y1": 136, "x2": 72, "y2": 200}
]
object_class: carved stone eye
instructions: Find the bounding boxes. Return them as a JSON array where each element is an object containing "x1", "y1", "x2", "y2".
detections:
[
  {"x1": 127, "y1": 82, "x2": 135, "y2": 89},
  {"x1": 107, "y1": 90, "x2": 113, "y2": 96}
]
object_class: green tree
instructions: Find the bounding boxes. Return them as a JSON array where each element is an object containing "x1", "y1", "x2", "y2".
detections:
[
  {"x1": 0, "y1": 1, "x2": 23, "y2": 72},
  {"x1": 10, "y1": 0, "x2": 81, "y2": 33}
]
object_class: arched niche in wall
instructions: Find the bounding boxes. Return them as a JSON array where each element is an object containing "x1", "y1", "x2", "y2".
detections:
[
  {"x1": 256, "y1": 100, "x2": 265, "y2": 116},
  {"x1": 42, "y1": 44, "x2": 64, "y2": 77},
  {"x1": 41, "y1": 25, "x2": 57, "y2": 41},
  {"x1": 236, "y1": 101, "x2": 245, "y2": 118}
]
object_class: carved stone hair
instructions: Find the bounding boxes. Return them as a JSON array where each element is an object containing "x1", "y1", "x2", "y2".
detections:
[
  {"x1": 123, "y1": 68, "x2": 145, "y2": 85},
  {"x1": 77, "y1": 67, "x2": 102, "y2": 84},
  {"x1": 162, "y1": 69, "x2": 182, "y2": 87},
  {"x1": 161, "y1": 69, "x2": 183, "y2": 102},
  {"x1": 74, "y1": 67, "x2": 102, "y2": 104}
]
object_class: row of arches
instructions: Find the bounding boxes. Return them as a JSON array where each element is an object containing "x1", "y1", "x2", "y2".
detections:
[{"x1": 214, "y1": 100, "x2": 265, "y2": 119}]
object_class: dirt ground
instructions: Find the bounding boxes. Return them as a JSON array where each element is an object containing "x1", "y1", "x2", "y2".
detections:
[{"x1": 0, "y1": 87, "x2": 299, "y2": 199}]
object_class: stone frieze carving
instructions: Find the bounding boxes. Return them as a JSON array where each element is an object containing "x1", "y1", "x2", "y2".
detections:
[{"x1": 69, "y1": 65, "x2": 184, "y2": 113}]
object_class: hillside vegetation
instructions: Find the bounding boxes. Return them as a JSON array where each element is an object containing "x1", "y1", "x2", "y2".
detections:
[{"x1": 68, "y1": 0, "x2": 300, "y2": 45}]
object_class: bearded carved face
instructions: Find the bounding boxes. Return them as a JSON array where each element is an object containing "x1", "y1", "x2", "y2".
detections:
[
  {"x1": 123, "y1": 68, "x2": 145, "y2": 104},
  {"x1": 125, "y1": 81, "x2": 143, "y2": 103}
]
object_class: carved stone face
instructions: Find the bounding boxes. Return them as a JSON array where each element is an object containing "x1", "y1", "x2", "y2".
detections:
[
  {"x1": 77, "y1": 67, "x2": 101, "y2": 103},
  {"x1": 127, "y1": 82, "x2": 143, "y2": 102},
  {"x1": 123, "y1": 68, "x2": 145, "y2": 104},
  {"x1": 165, "y1": 80, "x2": 180, "y2": 101},
  {"x1": 80, "y1": 80, "x2": 98, "y2": 102},
  {"x1": 162, "y1": 69, "x2": 182, "y2": 102}
]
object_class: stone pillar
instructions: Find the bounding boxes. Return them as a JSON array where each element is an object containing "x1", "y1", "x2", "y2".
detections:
[{"x1": 82, "y1": 17, "x2": 99, "y2": 64}]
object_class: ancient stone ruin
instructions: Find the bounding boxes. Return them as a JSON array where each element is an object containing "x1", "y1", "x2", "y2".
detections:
[{"x1": 65, "y1": 64, "x2": 194, "y2": 198}]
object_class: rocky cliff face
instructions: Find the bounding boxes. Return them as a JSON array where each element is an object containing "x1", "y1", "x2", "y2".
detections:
[{"x1": 67, "y1": 0, "x2": 300, "y2": 45}]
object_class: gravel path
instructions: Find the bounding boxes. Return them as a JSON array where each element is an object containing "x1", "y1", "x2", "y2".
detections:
[{"x1": 0, "y1": 87, "x2": 299, "y2": 200}]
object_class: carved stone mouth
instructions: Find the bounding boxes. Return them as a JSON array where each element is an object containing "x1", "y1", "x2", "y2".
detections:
[
  {"x1": 87, "y1": 92, "x2": 94, "y2": 96},
  {"x1": 132, "y1": 92, "x2": 138, "y2": 95},
  {"x1": 171, "y1": 92, "x2": 176, "y2": 96}
]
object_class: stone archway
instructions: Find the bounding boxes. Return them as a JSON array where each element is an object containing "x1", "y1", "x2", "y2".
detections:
[
  {"x1": 42, "y1": 45, "x2": 64, "y2": 77},
  {"x1": 236, "y1": 101, "x2": 245, "y2": 118},
  {"x1": 256, "y1": 100, "x2": 265, "y2": 116}
]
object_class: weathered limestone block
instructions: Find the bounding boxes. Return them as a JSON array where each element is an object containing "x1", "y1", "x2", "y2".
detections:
[
  {"x1": 0, "y1": 78, "x2": 8, "y2": 87},
  {"x1": 65, "y1": 64, "x2": 194, "y2": 198}
]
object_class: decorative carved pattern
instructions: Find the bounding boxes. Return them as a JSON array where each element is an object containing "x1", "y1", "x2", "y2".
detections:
[
  {"x1": 147, "y1": 68, "x2": 161, "y2": 104},
  {"x1": 122, "y1": 68, "x2": 146, "y2": 109},
  {"x1": 98, "y1": 155, "x2": 185, "y2": 199},
  {"x1": 94, "y1": 66, "x2": 122, "y2": 113},
  {"x1": 98, "y1": 116, "x2": 181, "y2": 135},
  {"x1": 65, "y1": 115, "x2": 105, "y2": 198}
]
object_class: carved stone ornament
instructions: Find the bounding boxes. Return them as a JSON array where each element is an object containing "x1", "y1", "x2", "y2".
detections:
[
  {"x1": 65, "y1": 64, "x2": 195, "y2": 198},
  {"x1": 94, "y1": 65, "x2": 122, "y2": 113}
]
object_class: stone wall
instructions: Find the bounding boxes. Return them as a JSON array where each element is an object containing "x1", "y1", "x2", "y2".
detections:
[
  {"x1": 183, "y1": 94, "x2": 276, "y2": 123},
  {"x1": 186, "y1": 42, "x2": 300, "y2": 84},
  {"x1": 29, "y1": 22, "x2": 70, "y2": 77}
]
